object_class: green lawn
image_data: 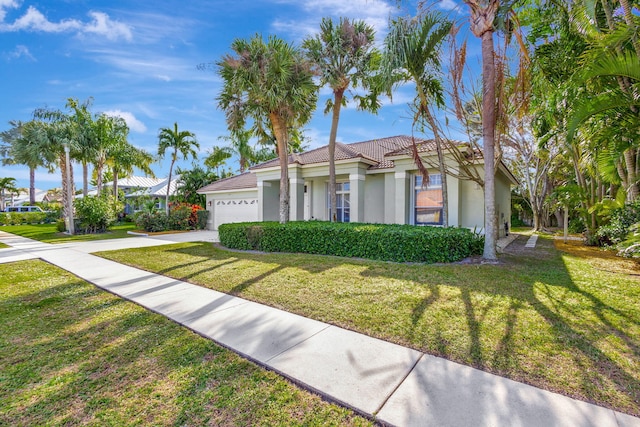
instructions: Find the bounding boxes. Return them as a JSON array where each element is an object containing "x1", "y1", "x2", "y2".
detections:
[
  {"x1": 0, "y1": 259, "x2": 371, "y2": 426},
  {"x1": 0, "y1": 222, "x2": 137, "y2": 243},
  {"x1": 98, "y1": 235, "x2": 640, "y2": 417},
  {"x1": 0, "y1": 242, "x2": 8, "y2": 249}
]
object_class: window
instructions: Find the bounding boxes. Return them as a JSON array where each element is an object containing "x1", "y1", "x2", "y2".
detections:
[
  {"x1": 327, "y1": 182, "x2": 350, "y2": 222},
  {"x1": 414, "y1": 174, "x2": 443, "y2": 226}
]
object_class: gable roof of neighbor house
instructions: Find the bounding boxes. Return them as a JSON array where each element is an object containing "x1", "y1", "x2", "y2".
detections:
[
  {"x1": 123, "y1": 176, "x2": 180, "y2": 198},
  {"x1": 197, "y1": 135, "x2": 517, "y2": 193},
  {"x1": 111, "y1": 176, "x2": 164, "y2": 189}
]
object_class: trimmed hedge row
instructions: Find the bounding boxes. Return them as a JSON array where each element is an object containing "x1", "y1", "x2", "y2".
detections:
[
  {"x1": 219, "y1": 221, "x2": 484, "y2": 263},
  {"x1": 0, "y1": 211, "x2": 59, "y2": 226}
]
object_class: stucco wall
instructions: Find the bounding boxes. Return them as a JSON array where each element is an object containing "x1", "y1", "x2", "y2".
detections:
[{"x1": 363, "y1": 174, "x2": 385, "y2": 224}]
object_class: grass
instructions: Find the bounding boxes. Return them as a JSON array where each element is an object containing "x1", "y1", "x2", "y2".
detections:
[
  {"x1": 97, "y1": 235, "x2": 640, "y2": 417},
  {"x1": 0, "y1": 222, "x2": 137, "y2": 243},
  {"x1": 0, "y1": 242, "x2": 8, "y2": 248},
  {"x1": 0, "y1": 259, "x2": 371, "y2": 426}
]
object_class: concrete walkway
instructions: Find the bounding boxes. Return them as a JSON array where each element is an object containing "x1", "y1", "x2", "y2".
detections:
[{"x1": 1, "y1": 230, "x2": 638, "y2": 427}]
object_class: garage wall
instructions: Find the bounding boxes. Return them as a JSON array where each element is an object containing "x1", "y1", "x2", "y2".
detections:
[{"x1": 207, "y1": 190, "x2": 259, "y2": 230}]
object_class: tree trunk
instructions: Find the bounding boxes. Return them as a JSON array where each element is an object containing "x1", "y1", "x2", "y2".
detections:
[
  {"x1": 60, "y1": 153, "x2": 75, "y2": 221},
  {"x1": 166, "y1": 157, "x2": 176, "y2": 216},
  {"x1": 329, "y1": 89, "x2": 344, "y2": 222},
  {"x1": 480, "y1": 28, "x2": 497, "y2": 260},
  {"x1": 82, "y1": 161, "x2": 89, "y2": 197},
  {"x1": 29, "y1": 167, "x2": 35, "y2": 205},
  {"x1": 270, "y1": 113, "x2": 290, "y2": 224}
]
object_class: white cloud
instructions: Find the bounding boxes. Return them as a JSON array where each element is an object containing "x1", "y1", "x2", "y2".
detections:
[
  {"x1": 438, "y1": 0, "x2": 461, "y2": 12},
  {"x1": 7, "y1": 44, "x2": 34, "y2": 61},
  {"x1": 271, "y1": 0, "x2": 395, "y2": 41},
  {"x1": 83, "y1": 11, "x2": 133, "y2": 41},
  {"x1": 0, "y1": 4, "x2": 132, "y2": 41},
  {"x1": 103, "y1": 110, "x2": 147, "y2": 133}
]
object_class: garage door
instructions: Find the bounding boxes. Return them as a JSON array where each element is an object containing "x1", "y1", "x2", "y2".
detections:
[{"x1": 214, "y1": 198, "x2": 259, "y2": 229}]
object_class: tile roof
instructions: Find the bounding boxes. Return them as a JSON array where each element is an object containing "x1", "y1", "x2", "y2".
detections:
[
  {"x1": 251, "y1": 135, "x2": 426, "y2": 171},
  {"x1": 197, "y1": 172, "x2": 257, "y2": 193}
]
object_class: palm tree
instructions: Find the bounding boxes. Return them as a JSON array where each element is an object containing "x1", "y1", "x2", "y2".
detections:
[
  {"x1": 382, "y1": 12, "x2": 453, "y2": 226},
  {"x1": 0, "y1": 177, "x2": 18, "y2": 211},
  {"x1": 217, "y1": 34, "x2": 318, "y2": 223},
  {"x1": 66, "y1": 98, "x2": 96, "y2": 197},
  {"x1": 92, "y1": 114, "x2": 130, "y2": 195},
  {"x1": 204, "y1": 146, "x2": 232, "y2": 176},
  {"x1": 1, "y1": 120, "x2": 53, "y2": 205},
  {"x1": 218, "y1": 129, "x2": 255, "y2": 173},
  {"x1": 157, "y1": 122, "x2": 199, "y2": 215},
  {"x1": 303, "y1": 17, "x2": 379, "y2": 222},
  {"x1": 463, "y1": 0, "x2": 501, "y2": 261},
  {"x1": 32, "y1": 107, "x2": 77, "y2": 222}
]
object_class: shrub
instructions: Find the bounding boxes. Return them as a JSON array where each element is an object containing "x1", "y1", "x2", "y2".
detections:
[
  {"x1": 74, "y1": 195, "x2": 121, "y2": 234},
  {"x1": 219, "y1": 221, "x2": 484, "y2": 263},
  {"x1": 56, "y1": 219, "x2": 66, "y2": 232},
  {"x1": 0, "y1": 212, "x2": 47, "y2": 225},
  {"x1": 169, "y1": 202, "x2": 204, "y2": 228},
  {"x1": 135, "y1": 211, "x2": 169, "y2": 232},
  {"x1": 595, "y1": 200, "x2": 640, "y2": 246},
  {"x1": 168, "y1": 205, "x2": 192, "y2": 230},
  {"x1": 196, "y1": 210, "x2": 209, "y2": 229}
]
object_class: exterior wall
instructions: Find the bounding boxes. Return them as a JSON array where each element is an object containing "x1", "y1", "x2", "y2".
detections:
[
  {"x1": 459, "y1": 179, "x2": 485, "y2": 232},
  {"x1": 363, "y1": 174, "x2": 385, "y2": 224},
  {"x1": 205, "y1": 189, "x2": 259, "y2": 230},
  {"x1": 495, "y1": 170, "x2": 512, "y2": 237}
]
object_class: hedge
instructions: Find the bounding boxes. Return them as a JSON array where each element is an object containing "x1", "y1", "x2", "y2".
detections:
[
  {"x1": 219, "y1": 221, "x2": 484, "y2": 263},
  {"x1": 0, "y1": 211, "x2": 58, "y2": 226}
]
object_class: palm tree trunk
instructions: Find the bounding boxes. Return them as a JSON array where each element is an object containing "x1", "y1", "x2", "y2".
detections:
[
  {"x1": 329, "y1": 90, "x2": 344, "y2": 222},
  {"x1": 60, "y1": 153, "x2": 75, "y2": 221},
  {"x1": 480, "y1": 28, "x2": 497, "y2": 260},
  {"x1": 166, "y1": 157, "x2": 176, "y2": 216},
  {"x1": 270, "y1": 113, "x2": 289, "y2": 224},
  {"x1": 82, "y1": 162, "x2": 89, "y2": 197},
  {"x1": 29, "y1": 167, "x2": 36, "y2": 205}
]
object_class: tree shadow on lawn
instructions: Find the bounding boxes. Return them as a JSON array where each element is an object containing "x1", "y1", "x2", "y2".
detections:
[
  {"x1": 359, "y1": 234, "x2": 640, "y2": 415},
  {"x1": 2, "y1": 273, "x2": 356, "y2": 426}
]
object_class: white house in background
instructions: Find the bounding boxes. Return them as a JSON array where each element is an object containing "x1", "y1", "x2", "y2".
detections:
[
  {"x1": 104, "y1": 176, "x2": 180, "y2": 214},
  {"x1": 197, "y1": 135, "x2": 517, "y2": 234},
  {"x1": 9, "y1": 189, "x2": 48, "y2": 206}
]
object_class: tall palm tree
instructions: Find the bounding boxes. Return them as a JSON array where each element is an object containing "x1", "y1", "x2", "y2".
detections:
[
  {"x1": 92, "y1": 114, "x2": 130, "y2": 195},
  {"x1": 464, "y1": 0, "x2": 502, "y2": 260},
  {"x1": 66, "y1": 98, "x2": 96, "y2": 197},
  {"x1": 303, "y1": 17, "x2": 379, "y2": 222},
  {"x1": 218, "y1": 34, "x2": 318, "y2": 223},
  {"x1": 382, "y1": 12, "x2": 453, "y2": 226},
  {"x1": 157, "y1": 122, "x2": 199, "y2": 215},
  {"x1": 33, "y1": 107, "x2": 77, "y2": 222}
]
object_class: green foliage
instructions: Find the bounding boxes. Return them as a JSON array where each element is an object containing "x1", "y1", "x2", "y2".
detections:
[
  {"x1": 196, "y1": 210, "x2": 209, "y2": 230},
  {"x1": 74, "y1": 194, "x2": 121, "y2": 234},
  {"x1": 134, "y1": 211, "x2": 168, "y2": 232},
  {"x1": 596, "y1": 200, "x2": 640, "y2": 247},
  {"x1": 134, "y1": 203, "x2": 204, "y2": 232},
  {"x1": 0, "y1": 211, "x2": 48, "y2": 225},
  {"x1": 219, "y1": 221, "x2": 484, "y2": 263},
  {"x1": 56, "y1": 219, "x2": 66, "y2": 232}
]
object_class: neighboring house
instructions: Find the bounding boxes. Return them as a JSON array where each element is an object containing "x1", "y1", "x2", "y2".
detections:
[
  {"x1": 8, "y1": 189, "x2": 48, "y2": 206},
  {"x1": 197, "y1": 135, "x2": 517, "y2": 234},
  {"x1": 104, "y1": 176, "x2": 180, "y2": 214}
]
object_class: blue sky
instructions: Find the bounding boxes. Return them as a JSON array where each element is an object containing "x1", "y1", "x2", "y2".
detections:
[{"x1": 1, "y1": 0, "x2": 478, "y2": 191}]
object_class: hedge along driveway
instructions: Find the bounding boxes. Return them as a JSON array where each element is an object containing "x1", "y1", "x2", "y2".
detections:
[
  {"x1": 219, "y1": 221, "x2": 484, "y2": 263},
  {"x1": 97, "y1": 236, "x2": 640, "y2": 417}
]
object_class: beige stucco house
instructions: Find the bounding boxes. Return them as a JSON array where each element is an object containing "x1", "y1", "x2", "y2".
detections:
[{"x1": 197, "y1": 135, "x2": 517, "y2": 235}]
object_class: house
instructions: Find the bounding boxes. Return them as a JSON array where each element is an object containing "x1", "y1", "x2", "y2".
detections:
[
  {"x1": 197, "y1": 135, "x2": 517, "y2": 235},
  {"x1": 104, "y1": 176, "x2": 180, "y2": 214}
]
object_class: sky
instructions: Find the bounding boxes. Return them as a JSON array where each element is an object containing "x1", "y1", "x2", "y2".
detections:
[{"x1": 0, "y1": 0, "x2": 480, "y2": 191}]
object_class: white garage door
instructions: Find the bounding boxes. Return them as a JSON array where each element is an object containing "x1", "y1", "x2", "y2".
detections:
[{"x1": 214, "y1": 198, "x2": 259, "y2": 229}]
